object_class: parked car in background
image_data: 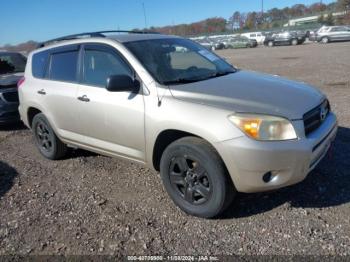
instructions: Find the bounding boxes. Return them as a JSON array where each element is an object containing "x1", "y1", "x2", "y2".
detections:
[
  {"x1": 196, "y1": 38, "x2": 224, "y2": 51},
  {"x1": 316, "y1": 26, "x2": 350, "y2": 43},
  {"x1": 241, "y1": 32, "x2": 265, "y2": 44},
  {"x1": 308, "y1": 30, "x2": 318, "y2": 41},
  {"x1": 0, "y1": 51, "x2": 26, "y2": 124},
  {"x1": 226, "y1": 36, "x2": 257, "y2": 49},
  {"x1": 196, "y1": 39, "x2": 213, "y2": 50},
  {"x1": 212, "y1": 40, "x2": 225, "y2": 50},
  {"x1": 264, "y1": 31, "x2": 303, "y2": 47},
  {"x1": 291, "y1": 30, "x2": 307, "y2": 44},
  {"x1": 19, "y1": 31, "x2": 337, "y2": 218}
]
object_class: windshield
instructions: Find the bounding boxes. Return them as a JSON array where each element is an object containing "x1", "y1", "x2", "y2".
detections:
[
  {"x1": 0, "y1": 53, "x2": 27, "y2": 75},
  {"x1": 124, "y1": 38, "x2": 236, "y2": 85}
]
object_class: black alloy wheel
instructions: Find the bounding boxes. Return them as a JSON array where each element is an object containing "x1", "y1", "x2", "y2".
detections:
[
  {"x1": 32, "y1": 113, "x2": 67, "y2": 160},
  {"x1": 169, "y1": 155, "x2": 211, "y2": 205},
  {"x1": 160, "y1": 136, "x2": 236, "y2": 218}
]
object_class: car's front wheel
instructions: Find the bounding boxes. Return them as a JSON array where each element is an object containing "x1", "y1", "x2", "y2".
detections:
[
  {"x1": 32, "y1": 113, "x2": 67, "y2": 160},
  {"x1": 321, "y1": 37, "x2": 329, "y2": 44},
  {"x1": 291, "y1": 39, "x2": 298, "y2": 46},
  {"x1": 267, "y1": 41, "x2": 274, "y2": 47},
  {"x1": 160, "y1": 137, "x2": 235, "y2": 218}
]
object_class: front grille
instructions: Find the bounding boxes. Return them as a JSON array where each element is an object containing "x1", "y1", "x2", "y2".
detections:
[
  {"x1": 2, "y1": 91, "x2": 19, "y2": 103},
  {"x1": 303, "y1": 100, "x2": 330, "y2": 136}
]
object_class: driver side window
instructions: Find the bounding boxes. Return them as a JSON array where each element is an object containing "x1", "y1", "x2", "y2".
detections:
[{"x1": 82, "y1": 45, "x2": 132, "y2": 87}]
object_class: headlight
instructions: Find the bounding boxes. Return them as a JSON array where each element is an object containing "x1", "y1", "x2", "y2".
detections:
[{"x1": 228, "y1": 113, "x2": 297, "y2": 141}]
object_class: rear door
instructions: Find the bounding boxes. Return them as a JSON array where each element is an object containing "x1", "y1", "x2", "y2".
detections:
[
  {"x1": 75, "y1": 43, "x2": 145, "y2": 160},
  {"x1": 40, "y1": 44, "x2": 80, "y2": 140},
  {"x1": 329, "y1": 27, "x2": 344, "y2": 41}
]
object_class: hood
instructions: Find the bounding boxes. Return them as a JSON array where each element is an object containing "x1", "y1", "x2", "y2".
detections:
[
  {"x1": 168, "y1": 70, "x2": 325, "y2": 119},
  {"x1": 0, "y1": 72, "x2": 23, "y2": 88}
]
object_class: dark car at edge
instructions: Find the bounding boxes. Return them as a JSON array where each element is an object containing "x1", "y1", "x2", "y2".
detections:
[{"x1": 0, "y1": 51, "x2": 26, "y2": 124}]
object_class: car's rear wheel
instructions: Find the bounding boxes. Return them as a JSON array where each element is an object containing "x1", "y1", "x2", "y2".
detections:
[
  {"x1": 321, "y1": 37, "x2": 329, "y2": 44},
  {"x1": 267, "y1": 41, "x2": 274, "y2": 47},
  {"x1": 32, "y1": 113, "x2": 67, "y2": 160},
  {"x1": 291, "y1": 39, "x2": 298, "y2": 46},
  {"x1": 160, "y1": 137, "x2": 235, "y2": 218}
]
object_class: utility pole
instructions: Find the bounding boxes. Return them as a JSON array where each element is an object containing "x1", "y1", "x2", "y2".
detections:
[
  {"x1": 142, "y1": 3, "x2": 148, "y2": 29},
  {"x1": 261, "y1": 0, "x2": 264, "y2": 24}
]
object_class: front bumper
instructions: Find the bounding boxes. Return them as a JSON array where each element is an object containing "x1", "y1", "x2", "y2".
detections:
[
  {"x1": 0, "y1": 94, "x2": 20, "y2": 123},
  {"x1": 216, "y1": 112, "x2": 337, "y2": 193}
]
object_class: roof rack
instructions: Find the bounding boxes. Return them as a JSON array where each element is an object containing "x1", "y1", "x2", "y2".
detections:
[{"x1": 37, "y1": 30, "x2": 159, "y2": 48}]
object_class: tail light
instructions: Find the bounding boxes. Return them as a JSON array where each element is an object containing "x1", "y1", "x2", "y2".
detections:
[{"x1": 17, "y1": 77, "x2": 25, "y2": 88}]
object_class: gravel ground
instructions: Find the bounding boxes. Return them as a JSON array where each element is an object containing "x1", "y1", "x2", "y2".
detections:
[{"x1": 0, "y1": 42, "x2": 350, "y2": 256}]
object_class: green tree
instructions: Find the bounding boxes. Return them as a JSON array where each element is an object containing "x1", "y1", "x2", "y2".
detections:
[
  {"x1": 317, "y1": 14, "x2": 325, "y2": 24},
  {"x1": 325, "y1": 13, "x2": 334, "y2": 25}
]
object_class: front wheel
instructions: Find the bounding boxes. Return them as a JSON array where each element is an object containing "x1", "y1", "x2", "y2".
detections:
[
  {"x1": 291, "y1": 39, "x2": 298, "y2": 46},
  {"x1": 160, "y1": 137, "x2": 235, "y2": 218},
  {"x1": 32, "y1": 113, "x2": 67, "y2": 160},
  {"x1": 267, "y1": 41, "x2": 274, "y2": 47},
  {"x1": 321, "y1": 37, "x2": 329, "y2": 44}
]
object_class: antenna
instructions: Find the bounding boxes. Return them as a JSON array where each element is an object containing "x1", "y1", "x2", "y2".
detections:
[{"x1": 142, "y1": 3, "x2": 148, "y2": 29}]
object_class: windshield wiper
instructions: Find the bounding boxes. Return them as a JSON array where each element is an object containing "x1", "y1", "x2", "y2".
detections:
[
  {"x1": 163, "y1": 78, "x2": 203, "y2": 85},
  {"x1": 210, "y1": 70, "x2": 236, "y2": 78},
  {"x1": 163, "y1": 70, "x2": 236, "y2": 85}
]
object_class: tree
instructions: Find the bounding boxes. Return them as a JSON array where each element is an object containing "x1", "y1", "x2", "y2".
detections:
[
  {"x1": 337, "y1": 0, "x2": 350, "y2": 11},
  {"x1": 318, "y1": 14, "x2": 325, "y2": 24},
  {"x1": 325, "y1": 13, "x2": 335, "y2": 25},
  {"x1": 245, "y1": 12, "x2": 258, "y2": 29}
]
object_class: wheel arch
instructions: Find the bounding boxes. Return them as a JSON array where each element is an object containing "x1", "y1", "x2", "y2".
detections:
[{"x1": 27, "y1": 107, "x2": 42, "y2": 128}]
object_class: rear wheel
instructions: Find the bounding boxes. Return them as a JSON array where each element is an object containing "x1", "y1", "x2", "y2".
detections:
[
  {"x1": 32, "y1": 113, "x2": 67, "y2": 160},
  {"x1": 160, "y1": 137, "x2": 235, "y2": 218},
  {"x1": 291, "y1": 39, "x2": 298, "y2": 46},
  {"x1": 267, "y1": 41, "x2": 274, "y2": 47}
]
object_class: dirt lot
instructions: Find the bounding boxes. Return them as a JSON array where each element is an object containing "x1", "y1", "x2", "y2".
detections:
[{"x1": 1, "y1": 42, "x2": 350, "y2": 256}]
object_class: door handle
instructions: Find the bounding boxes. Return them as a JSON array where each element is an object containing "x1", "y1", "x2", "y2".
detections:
[
  {"x1": 77, "y1": 95, "x2": 90, "y2": 102},
  {"x1": 37, "y1": 89, "x2": 46, "y2": 95}
]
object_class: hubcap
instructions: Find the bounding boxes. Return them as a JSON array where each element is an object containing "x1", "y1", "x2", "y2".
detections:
[
  {"x1": 169, "y1": 156, "x2": 211, "y2": 205},
  {"x1": 36, "y1": 121, "x2": 53, "y2": 152}
]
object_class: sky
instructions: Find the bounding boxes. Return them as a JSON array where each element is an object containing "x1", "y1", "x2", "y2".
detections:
[{"x1": 0, "y1": 0, "x2": 335, "y2": 46}]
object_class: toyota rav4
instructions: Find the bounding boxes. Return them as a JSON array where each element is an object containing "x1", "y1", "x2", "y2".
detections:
[{"x1": 18, "y1": 31, "x2": 337, "y2": 218}]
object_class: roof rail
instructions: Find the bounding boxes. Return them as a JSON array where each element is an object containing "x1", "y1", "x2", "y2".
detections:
[{"x1": 37, "y1": 30, "x2": 159, "y2": 48}]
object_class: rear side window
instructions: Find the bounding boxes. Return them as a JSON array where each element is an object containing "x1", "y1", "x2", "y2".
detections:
[
  {"x1": 32, "y1": 51, "x2": 49, "y2": 78},
  {"x1": 49, "y1": 51, "x2": 79, "y2": 82}
]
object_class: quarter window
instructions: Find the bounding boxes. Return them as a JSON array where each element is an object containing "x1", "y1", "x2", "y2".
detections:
[
  {"x1": 83, "y1": 48, "x2": 132, "y2": 87},
  {"x1": 49, "y1": 51, "x2": 78, "y2": 82},
  {"x1": 32, "y1": 51, "x2": 49, "y2": 78}
]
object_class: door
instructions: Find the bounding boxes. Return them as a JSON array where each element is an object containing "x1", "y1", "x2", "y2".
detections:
[
  {"x1": 346, "y1": 27, "x2": 350, "y2": 40},
  {"x1": 329, "y1": 27, "x2": 347, "y2": 41},
  {"x1": 76, "y1": 43, "x2": 145, "y2": 160},
  {"x1": 40, "y1": 44, "x2": 80, "y2": 140}
]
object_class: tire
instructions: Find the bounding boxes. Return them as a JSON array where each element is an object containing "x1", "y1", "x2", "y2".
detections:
[
  {"x1": 291, "y1": 39, "x2": 298, "y2": 46},
  {"x1": 32, "y1": 113, "x2": 67, "y2": 160},
  {"x1": 321, "y1": 37, "x2": 329, "y2": 44},
  {"x1": 160, "y1": 137, "x2": 235, "y2": 218},
  {"x1": 267, "y1": 41, "x2": 274, "y2": 47}
]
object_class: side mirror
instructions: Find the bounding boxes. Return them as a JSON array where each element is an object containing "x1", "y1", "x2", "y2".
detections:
[{"x1": 106, "y1": 74, "x2": 140, "y2": 92}]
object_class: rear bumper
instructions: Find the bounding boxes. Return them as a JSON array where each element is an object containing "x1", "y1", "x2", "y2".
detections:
[{"x1": 216, "y1": 112, "x2": 337, "y2": 193}]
